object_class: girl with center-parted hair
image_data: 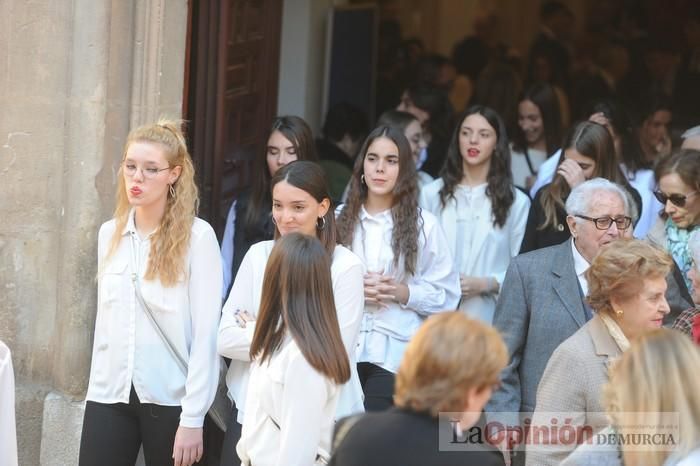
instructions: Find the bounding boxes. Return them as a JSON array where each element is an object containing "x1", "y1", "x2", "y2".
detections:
[
  {"x1": 80, "y1": 120, "x2": 222, "y2": 466},
  {"x1": 236, "y1": 233, "x2": 351, "y2": 466},
  {"x1": 510, "y1": 83, "x2": 563, "y2": 191},
  {"x1": 217, "y1": 161, "x2": 365, "y2": 466},
  {"x1": 520, "y1": 120, "x2": 642, "y2": 253},
  {"x1": 420, "y1": 105, "x2": 530, "y2": 324},
  {"x1": 336, "y1": 125, "x2": 460, "y2": 412},
  {"x1": 375, "y1": 110, "x2": 432, "y2": 188},
  {"x1": 220, "y1": 116, "x2": 317, "y2": 300}
]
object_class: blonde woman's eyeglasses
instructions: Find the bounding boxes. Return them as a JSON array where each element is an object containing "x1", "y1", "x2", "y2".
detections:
[{"x1": 122, "y1": 162, "x2": 171, "y2": 179}]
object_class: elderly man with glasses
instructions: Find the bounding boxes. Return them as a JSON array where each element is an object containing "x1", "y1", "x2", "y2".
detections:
[{"x1": 484, "y1": 178, "x2": 692, "y2": 465}]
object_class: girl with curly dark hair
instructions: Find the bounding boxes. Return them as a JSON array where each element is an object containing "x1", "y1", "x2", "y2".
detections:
[
  {"x1": 420, "y1": 106, "x2": 530, "y2": 324},
  {"x1": 336, "y1": 125, "x2": 460, "y2": 412}
]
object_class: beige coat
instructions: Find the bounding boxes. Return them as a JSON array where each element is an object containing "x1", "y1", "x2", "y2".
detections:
[{"x1": 525, "y1": 315, "x2": 622, "y2": 466}]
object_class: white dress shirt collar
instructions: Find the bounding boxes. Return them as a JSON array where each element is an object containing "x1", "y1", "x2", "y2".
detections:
[
  {"x1": 571, "y1": 239, "x2": 591, "y2": 295},
  {"x1": 122, "y1": 208, "x2": 159, "y2": 239},
  {"x1": 359, "y1": 205, "x2": 393, "y2": 223}
]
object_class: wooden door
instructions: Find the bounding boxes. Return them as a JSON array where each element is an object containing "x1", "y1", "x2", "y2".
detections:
[{"x1": 185, "y1": 0, "x2": 282, "y2": 239}]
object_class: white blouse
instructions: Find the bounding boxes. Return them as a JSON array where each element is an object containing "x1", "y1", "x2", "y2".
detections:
[
  {"x1": 0, "y1": 341, "x2": 17, "y2": 466},
  {"x1": 237, "y1": 339, "x2": 338, "y2": 466},
  {"x1": 510, "y1": 146, "x2": 548, "y2": 190},
  {"x1": 621, "y1": 165, "x2": 663, "y2": 238},
  {"x1": 217, "y1": 240, "x2": 365, "y2": 423},
  {"x1": 420, "y1": 179, "x2": 530, "y2": 323},
  {"x1": 86, "y1": 210, "x2": 223, "y2": 428},
  {"x1": 346, "y1": 205, "x2": 460, "y2": 373}
]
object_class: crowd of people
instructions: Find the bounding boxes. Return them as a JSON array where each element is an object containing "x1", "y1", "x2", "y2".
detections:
[{"x1": 73, "y1": 2, "x2": 700, "y2": 466}]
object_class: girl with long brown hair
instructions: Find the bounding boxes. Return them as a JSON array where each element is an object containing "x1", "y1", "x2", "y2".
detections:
[
  {"x1": 336, "y1": 126, "x2": 460, "y2": 411},
  {"x1": 80, "y1": 120, "x2": 222, "y2": 466},
  {"x1": 520, "y1": 120, "x2": 642, "y2": 252},
  {"x1": 217, "y1": 161, "x2": 364, "y2": 465},
  {"x1": 220, "y1": 116, "x2": 317, "y2": 300},
  {"x1": 236, "y1": 233, "x2": 351, "y2": 465},
  {"x1": 420, "y1": 105, "x2": 530, "y2": 324}
]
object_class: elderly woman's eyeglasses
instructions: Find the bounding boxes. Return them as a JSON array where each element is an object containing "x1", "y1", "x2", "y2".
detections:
[
  {"x1": 653, "y1": 190, "x2": 698, "y2": 208},
  {"x1": 575, "y1": 214, "x2": 632, "y2": 231},
  {"x1": 122, "y1": 162, "x2": 171, "y2": 179}
]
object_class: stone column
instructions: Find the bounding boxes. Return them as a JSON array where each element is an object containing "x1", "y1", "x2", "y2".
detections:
[{"x1": 0, "y1": 1, "x2": 188, "y2": 465}]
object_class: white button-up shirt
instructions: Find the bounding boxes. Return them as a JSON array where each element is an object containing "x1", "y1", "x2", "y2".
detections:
[
  {"x1": 0, "y1": 341, "x2": 17, "y2": 466},
  {"x1": 571, "y1": 239, "x2": 591, "y2": 296},
  {"x1": 217, "y1": 240, "x2": 365, "y2": 423},
  {"x1": 86, "y1": 210, "x2": 223, "y2": 428},
  {"x1": 350, "y1": 206, "x2": 460, "y2": 373},
  {"x1": 420, "y1": 179, "x2": 530, "y2": 323},
  {"x1": 237, "y1": 339, "x2": 339, "y2": 466}
]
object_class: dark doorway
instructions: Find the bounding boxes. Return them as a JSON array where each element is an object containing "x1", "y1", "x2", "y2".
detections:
[{"x1": 185, "y1": 0, "x2": 283, "y2": 239}]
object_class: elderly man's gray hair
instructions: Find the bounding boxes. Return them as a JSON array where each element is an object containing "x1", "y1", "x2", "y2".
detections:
[{"x1": 565, "y1": 178, "x2": 636, "y2": 224}]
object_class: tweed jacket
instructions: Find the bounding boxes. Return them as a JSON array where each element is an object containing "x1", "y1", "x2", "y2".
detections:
[
  {"x1": 526, "y1": 315, "x2": 623, "y2": 466},
  {"x1": 486, "y1": 240, "x2": 588, "y2": 423}
]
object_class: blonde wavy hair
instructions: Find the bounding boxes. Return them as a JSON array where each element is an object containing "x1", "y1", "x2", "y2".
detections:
[
  {"x1": 394, "y1": 312, "x2": 507, "y2": 416},
  {"x1": 107, "y1": 119, "x2": 199, "y2": 286},
  {"x1": 586, "y1": 239, "x2": 673, "y2": 316},
  {"x1": 604, "y1": 329, "x2": 700, "y2": 466}
]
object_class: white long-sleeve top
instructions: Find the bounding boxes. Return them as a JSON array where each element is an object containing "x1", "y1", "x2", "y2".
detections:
[
  {"x1": 346, "y1": 205, "x2": 460, "y2": 374},
  {"x1": 236, "y1": 339, "x2": 338, "y2": 466},
  {"x1": 420, "y1": 179, "x2": 530, "y2": 323},
  {"x1": 0, "y1": 341, "x2": 18, "y2": 466},
  {"x1": 620, "y1": 165, "x2": 663, "y2": 238},
  {"x1": 220, "y1": 201, "x2": 237, "y2": 299},
  {"x1": 217, "y1": 240, "x2": 365, "y2": 423},
  {"x1": 86, "y1": 210, "x2": 223, "y2": 428}
]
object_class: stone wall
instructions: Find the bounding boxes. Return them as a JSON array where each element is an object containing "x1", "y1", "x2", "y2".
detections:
[{"x1": 0, "y1": 0, "x2": 188, "y2": 464}]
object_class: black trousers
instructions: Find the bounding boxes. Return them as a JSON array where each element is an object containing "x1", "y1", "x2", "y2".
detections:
[
  {"x1": 79, "y1": 386, "x2": 205, "y2": 466},
  {"x1": 219, "y1": 404, "x2": 242, "y2": 466},
  {"x1": 357, "y1": 362, "x2": 395, "y2": 412}
]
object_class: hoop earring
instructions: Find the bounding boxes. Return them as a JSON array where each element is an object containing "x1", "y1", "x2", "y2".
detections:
[
  {"x1": 615, "y1": 309, "x2": 624, "y2": 316},
  {"x1": 361, "y1": 174, "x2": 366, "y2": 185},
  {"x1": 168, "y1": 184, "x2": 176, "y2": 198},
  {"x1": 316, "y1": 216, "x2": 326, "y2": 230}
]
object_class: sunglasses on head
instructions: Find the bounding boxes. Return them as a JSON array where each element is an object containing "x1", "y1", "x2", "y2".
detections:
[{"x1": 653, "y1": 190, "x2": 699, "y2": 208}]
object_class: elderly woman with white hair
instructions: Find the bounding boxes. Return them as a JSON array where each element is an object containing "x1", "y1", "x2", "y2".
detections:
[{"x1": 672, "y1": 230, "x2": 700, "y2": 342}]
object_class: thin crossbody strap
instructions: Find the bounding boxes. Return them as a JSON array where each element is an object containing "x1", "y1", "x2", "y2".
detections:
[{"x1": 129, "y1": 233, "x2": 188, "y2": 375}]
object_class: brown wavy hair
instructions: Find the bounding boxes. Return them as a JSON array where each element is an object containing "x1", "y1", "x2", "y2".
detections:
[
  {"x1": 107, "y1": 119, "x2": 198, "y2": 286},
  {"x1": 336, "y1": 126, "x2": 421, "y2": 276},
  {"x1": 539, "y1": 120, "x2": 628, "y2": 231},
  {"x1": 438, "y1": 105, "x2": 515, "y2": 228},
  {"x1": 250, "y1": 233, "x2": 350, "y2": 384}
]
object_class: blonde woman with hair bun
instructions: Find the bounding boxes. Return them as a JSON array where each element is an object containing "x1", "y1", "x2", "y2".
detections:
[
  {"x1": 79, "y1": 120, "x2": 223, "y2": 466},
  {"x1": 604, "y1": 328, "x2": 700, "y2": 466}
]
